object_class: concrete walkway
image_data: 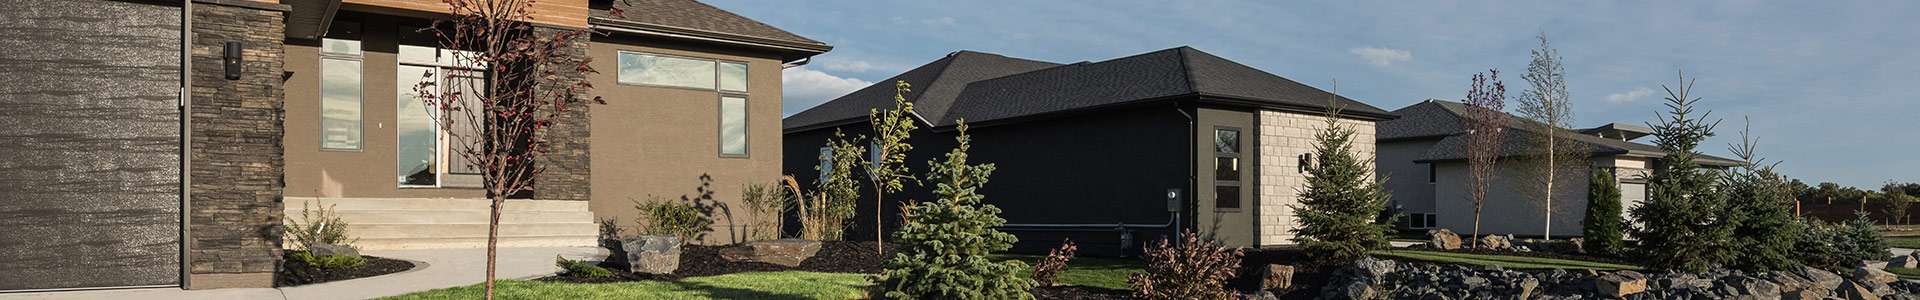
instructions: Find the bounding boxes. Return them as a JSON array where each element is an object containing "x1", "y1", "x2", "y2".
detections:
[{"x1": 0, "y1": 247, "x2": 607, "y2": 300}]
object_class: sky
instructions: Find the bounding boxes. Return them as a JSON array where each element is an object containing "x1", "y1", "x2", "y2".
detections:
[{"x1": 705, "y1": 0, "x2": 1920, "y2": 189}]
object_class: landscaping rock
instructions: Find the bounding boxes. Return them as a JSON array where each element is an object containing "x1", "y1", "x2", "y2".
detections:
[
  {"x1": 1242, "y1": 290, "x2": 1278, "y2": 300},
  {"x1": 1726, "y1": 275, "x2": 1782, "y2": 300},
  {"x1": 1596, "y1": 270, "x2": 1647, "y2": 298},
  {"x1": 1517, "y1": 277, "x2": 1540, "y2": 299},
  {"x1": 1780, "y1": 288, "x2": 1823, "y2": 300},
  {"x1": 1892, "y1": 252, "x2": 1920, "y2": 269},
  {"x1": 309, "y1": 243, "x2": 359, "y2": 258},
  {"x1": 1839, "y1": 279, "x2": 1882, "y2": 300},
  {"x1": 1478, "y1": 234, "x2": 1510, "y2": 250},
  {"x1": 1262, "y1": 264, "x2": 1294, "y2": 291},
  {"x1": 1337, "y1": 281, "x2": 1376, "y2": 300},
  {"x1": 623, "y1": 235, "x2": 680, "y2": 275},
  {"x1": 1354, "y1": 257, "x2": 1397, "y2": 281},
  {"x1": 1427, "y1": 229, "x2": 1461, "y2": 250},
  {"x1": 717, "y1": 238, "x2": 822, "y2": 267},
  {"x1": 1855, "y1": 266, "x2": 1899, "y2": 283},
  {"x1": 1792, "y1": 266, "x2": 1847, "y2": 291},
  {"x1": 1861, "y1": 260, "x2": 1890, "y2": 270},
  {"x1": 1566, "y1": 238, "x2": 1586, "y2": 254}
]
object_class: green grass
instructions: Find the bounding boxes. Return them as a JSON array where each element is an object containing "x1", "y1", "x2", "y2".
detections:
[
  {"x1": 988, "y1": 253, "x2": 1146, "y2": 290},
  {"x1": 1371, "y1": 250, "x2": 1641, "y2": 271},
  {"x1": 376, "y1": 271, "x2": 870, "y2": 300},
  {"x1": 1890, "y1": 267, "x2": 1920, "y2": 280},
  {"x1": 1889, "y1": 237, "x2": 1920, "y2": 249}
]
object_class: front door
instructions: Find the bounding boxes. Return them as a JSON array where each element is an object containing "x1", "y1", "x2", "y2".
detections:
[{"x1": 1195, "y1": 108, "x2": 1256, "y2": 247}]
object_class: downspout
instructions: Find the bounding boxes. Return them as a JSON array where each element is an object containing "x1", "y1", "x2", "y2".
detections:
[
  {"x1": 782, "y1": 57, "x2": 810, "y2": 69},
  {"x1": 179, "y1": 0, "x2": 194, "y2": 289},
  {"x1": 1174, "y1": 102, "x2": 1193, "y2": 245}
]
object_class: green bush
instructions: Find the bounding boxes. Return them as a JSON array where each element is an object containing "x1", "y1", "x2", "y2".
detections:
[
  {"x1": 1128, "y1": 230, "x2": 1245, "y2": 300},
  {"x1": 555, "y1": 255, "x2": 611, "y2": 278},
  {"x1": 285, "y1": 201, "x2": 358, "y2": 251},
  {"x1": 1583, "y1": 169, "x2": 1625, "y2": 256},
  {"x1": 291, "y1": 251, "x2": 366, "y2": 269},
  {"x1": 633, "y1": 197, "x2": 711, "y2": 245},
  {"x1": 1289, "y1": 106, "x2": 1395, "y2": 261},
  {"x1": 1793, "y1": 214, "x2": 1891, "y2": 271},
  {"x1": 876, "y1": 123, "x2": 1035, "y2": 300}
]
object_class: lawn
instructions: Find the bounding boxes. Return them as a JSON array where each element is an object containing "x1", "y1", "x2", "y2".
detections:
[
  {"x1": 1889, "y1": 267, "x2": 1920, "y2": 280},
  {"x1": 1889, "y1": 237, "x2": 1920, "y2": 249},
  {"x1": 988, "y1": 253, "x2": 1145, "y2": 290},
  {"x1": 376, "y1": 271, "x2": 870, "y2": 300},
  {"x1": 1371, "y1": 250, "x2": 1641, "y2": 271}
]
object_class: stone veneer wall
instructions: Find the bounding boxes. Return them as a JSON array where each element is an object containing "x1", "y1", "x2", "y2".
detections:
[
  {"x1": 533, "y1": 26, "x2": 591, "y2": 201},
  {"x1": 188, "y1": 1, "x2": 288, "y2": 289},
  {"x1": 1256, "y1": 110, "x2": 1377, "y2": 246}
]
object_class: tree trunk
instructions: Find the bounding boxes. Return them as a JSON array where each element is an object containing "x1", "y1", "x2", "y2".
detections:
[
  {"x1": 1545, "y1": 136, "x2": 1555, "y2": 240},
  {"x1": 1472, "y1": 208, "x2": 1483, "y2": 248},
  {"x1": 874, "y1": 184, "x2": 884, "y2": 252},
  {"x1": 485, "y1": 194, "x2": 504, "y2": 300}
]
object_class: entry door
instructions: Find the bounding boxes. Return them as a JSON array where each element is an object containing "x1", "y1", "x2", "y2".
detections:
[
  {"x1": 1197, "y1": 125, "x2": 1256, "y2": 247},
  {"x1": 0, "y1": 0, "x2": 184, "y2": 291}
]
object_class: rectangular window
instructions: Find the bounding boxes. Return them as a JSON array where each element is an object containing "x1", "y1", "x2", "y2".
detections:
[
  {"x1": 1426, "y1": 214, "x2": 1437, "y2": 228},
  {"x1": 618, "y1": 52, "x2": 716, "y2": 89},
  {"x1": 719, "y1": 96, "x2": 748, "y2": 156},
  {"x1": 818, "y1": 146, "x2": 833, "y2": 181},
  {"x1": 396, "y1": 26, "x2": 485, "y2": 187},
  {"x1": 1407, "y1": 213, "x2": 1438, "y2": 229},
  {"x1": 1215, "y1": 185, "x2": 1241, "y2": 209},
  {"x1": 319, "y1": 55, "x2": 363, "y2": 150},
  {"x1": 1428, "y1": 163, "x2": 1437, "y2": 183},
  {"x1": 397, "y1": 64, "x2": 438, "y2": 186},
  {"x1": 719, "y1": 62, "x2": 748, "y2": 92},
  {"x1": 1213, "y1": 127, "x2": 1243, "y2": 211}
]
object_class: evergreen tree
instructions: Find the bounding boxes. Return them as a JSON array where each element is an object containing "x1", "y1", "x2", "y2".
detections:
[
  {"x1": 1289, "y1": 103, "x2": 1396, "y2": 262},
  {"x1": 1630, "y1": 72, "x2": 1732, "y2": 272},
  {"x1": 1583, "y1": 169, "x2": 1625, "y2": 256},
  {"x1": 1719, "y1": 120, "x2": 1800, "y2": 272},
  {"x1": 876, "y1": 122, "x2": 1035, "y2": 299}
]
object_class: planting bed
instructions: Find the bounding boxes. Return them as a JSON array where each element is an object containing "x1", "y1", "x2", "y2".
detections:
[
  {"x1": 1229, "y1": 246, "x2": 1340, "y2": 300},
  {"x1": 1030, "y1": 285, "x2": 1134, "y2": 299},
  {"x1": 1396, "y1": 247, "x2": 1634, "y2": 266},
  {"x1": 543, "y1": 240, "x2": 892, "y2": 283},
  {"x1": 278, "y1": 254, "x2": 416, "y2": 287}
]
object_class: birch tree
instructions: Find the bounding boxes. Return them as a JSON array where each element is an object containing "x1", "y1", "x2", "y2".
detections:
[{"x1": 1513, "y1": 33, "x2": 1589, "y2": 239}]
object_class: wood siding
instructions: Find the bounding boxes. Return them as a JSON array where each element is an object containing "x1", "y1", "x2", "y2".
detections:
[{"x1": 342, "y1": 0, "x2": 589, "y2": 28}]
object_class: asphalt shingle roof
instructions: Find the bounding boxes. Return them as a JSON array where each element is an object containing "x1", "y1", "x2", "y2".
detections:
[
  {"x1": 1385, "y1": 100, "x2": 1742, "y2": 167},
  {"x1": 781, "y1": 51, "x2": 1062, "y2": 132},
  {"x1": 593, "y1": 0, "x2": 826, "y2": 47}
]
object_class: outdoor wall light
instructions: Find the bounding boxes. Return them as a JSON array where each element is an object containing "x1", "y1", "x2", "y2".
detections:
[
  {"x1": 223, "y1": 42, "x2": 243, "y2": 80},
  {"x1": 1298, "y1": 153, "x2": 1314, "y2": 173}
]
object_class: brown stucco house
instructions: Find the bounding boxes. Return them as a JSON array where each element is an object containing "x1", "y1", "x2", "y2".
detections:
[{"x1": 0, "y1": 0, "x2": 825, "y2": 292}]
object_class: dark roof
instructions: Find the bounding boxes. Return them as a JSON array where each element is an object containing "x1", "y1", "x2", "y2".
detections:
[
  {"x1": 591, "y1": 0, "x2": 830, "y2": 55},
  {"x1": 785, "y1": 47, "x2": 1393, "y2": 131},
  {"x1": 781, "y1": 51, "x2": 1063, "y2": 132},
  {"x1": 1383, "y1": 100, "x2": 1742, "y2": 167}
]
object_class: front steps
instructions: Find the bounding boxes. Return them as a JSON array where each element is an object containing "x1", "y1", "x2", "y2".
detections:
[{"x1": 284, "y1": 197, "x2": 598, "y2": 251}]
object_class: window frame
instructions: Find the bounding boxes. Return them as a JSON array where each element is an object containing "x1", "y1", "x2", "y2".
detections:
[
  {"x1": 1212, "y1": 126, "x2": 1243, "y2": 212},
  {"x1": 717, "y1": 95, "x2": 750, "y2": 158},
  {"x1": 614, "y1": 50, "x2": 750, "y2": 93},
  {"x1": 318, "y1": 38, "x2": 365, "y2": 152}
]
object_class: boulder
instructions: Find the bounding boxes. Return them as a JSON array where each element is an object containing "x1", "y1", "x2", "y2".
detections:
[
  {"x1": 1262, "y1": 264, "x2": 1294, "y2": 291},
  {"x1": 1353, "y1": 257, "x2": 1397, "y2": 281},
  {"x1": 309, "y1": 243, "x2": 360, "y2": 258},
  {"x1": 1338, "y1": 281, "x2": 1377, "y2": 300},
  {"x1": 1242, "y1": 291, "x2": 1278, "y2": 300},
  {"x1": 1855, "y1": 266, "x2": 1899, "y2": 283},
  {"x1": 1478, "y1": 235, "x2": 1510, "y2": 250},
  {"x1": 1839, "y1": 279, "x2": 1883, "y2": 300},
  {"x1": 1427, "y1": 229, "x2": 1461, "y2": 250},
  {"x1": 1780, "y1": 288, "x2": 1824, "y2": 300},
  {"x1": 623, "y1": 235, "x2": 681, "y2": 275},
  {"x1": 1726, "y1": 276, "x2": 1782, "y2": 300},
  {"x1": 1861, "y1": 260, "x2": 1891, "y2": 270},
  {"x1": 1792, "y1": 266, "x2": 1847, "y2": 291},
  {"x1": 1566, "y1": 238, "x2": 1586, "y2": 254},
  {"x1": 718, "y1": 238, "x2": 823, "y2": 267},
  {"x1": 1597, "y1": 270, "x2": 1647, "y2": 298},
  {"x1": 1516, "y1": 277, "x2": 1540, "y2": 299},
  {"x1": 1892, "y1": 253, "x2": 1920, "y2": 269}
]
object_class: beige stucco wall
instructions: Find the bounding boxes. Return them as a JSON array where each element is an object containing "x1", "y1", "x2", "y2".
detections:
[
  {"x1": 586, "y1": 36, "x2": 786, "y2": 245},
  {"x1": 1432, "y1": 159, "x2": 1595, "y2": 238},
  {"x1": 1377, "y1": 140, "x2": 1441, "y2": 216},
  {"x1": 1256, "y1": 110, "x2": 1377, "y2": 246}
]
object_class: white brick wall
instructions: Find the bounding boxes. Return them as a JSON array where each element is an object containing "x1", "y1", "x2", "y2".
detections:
[{"x1": 1257, "y1": 110, "x2": 1377, "y2": 245}]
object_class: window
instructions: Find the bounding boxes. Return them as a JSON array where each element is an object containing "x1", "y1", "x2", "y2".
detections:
[
  {"x1": 818, "y1": 146, "x2": 833, "y2": 182},
  {"x1": 1428, "y1": 163, "x2": 1437, "y2": 183},
  {"x1": 319, "y1": 21, "x2": 363, "y2": 150},
  {"x1": 719, "y1": 96, "x2": 748, "y2": 157},
  {"x1": 396, "y1": 26, "x2": 484, "y2": 187},
  {"x1": 719, "y1": 62, "x2": 748, "y2": 92},
  {"x1": 617, "y1": 52, "x2": 752, "y2": 92},
  {"x1": 1214, "y1": 127, "x2": 1242, "y2": 211},
  {"x1": 1407, "y1": 213, "x2": 1437, "y2": 229}
]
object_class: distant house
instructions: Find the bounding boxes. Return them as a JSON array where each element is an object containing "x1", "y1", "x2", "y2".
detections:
[
  {"x1": 1375, "y1": 100, "x2": 1741, "y2": 238},
  {"x1": 782, "y1": 47, "x2": 1394, "y2": 256}
]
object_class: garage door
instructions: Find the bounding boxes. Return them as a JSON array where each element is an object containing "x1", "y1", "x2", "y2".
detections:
[{"x1": 0, "y1": 0, "x2": 183, "y2": 291}]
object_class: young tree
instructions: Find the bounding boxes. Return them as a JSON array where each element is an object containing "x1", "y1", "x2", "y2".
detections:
[
  {"x1": 1719, "y1": 119, "x2": 1799, "y2": 272},
  {"x1": 781, "y1": 130, "x2": 866, "y2": 241},
  {"x1": 1885, "y1": 182, "x2": 1912, "y2": 225},
  {"x1": 1459, "y1": 69, "x2": 1508, "y2": 247},
  {"x1": 862, "y1": 81, "x2": 919, "y2": 252},
  {"x1": 877, "y1": 121, "x2": 1035, "y2": 299},
  {"x1": 1513, "y1": 33, "x2": 1589, "y2": 240},
  {"x1": 413, "y1": 1, "x2": 596, "y2": 298},
  {"x1": 1290, "y1": 95, "x2": 1396, "y2": 261},
  {"x1": 1630, "y1": 71, "x2": 1732, "y2": 272},
  {"x1": 1583, "y1": 169, "x2": 1624, "y2": 256}
]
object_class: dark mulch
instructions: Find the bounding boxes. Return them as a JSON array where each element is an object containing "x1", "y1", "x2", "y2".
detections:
[
  {"x1": 1031, "y1": 285, "x2": 1135, "y2": 300},
  {"x1": 277, "y1": 255, "x2": 416, "y2": 287},
  {"x1": 541, "y1": 240, "x2": 893, "y2": 283},
  {"x1": 1396, "y1": 247, "x2": 1636, "y2": 266}
]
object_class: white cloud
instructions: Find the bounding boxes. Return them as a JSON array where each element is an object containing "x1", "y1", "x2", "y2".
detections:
[
  {"x1": 782, "y1": 67, "x2": 874, "y2": 116},
  {"x1": 1606, "y1": 87, "x2": 1656, "y2": 103},
  {"x1": 921, "y1": 17, "x2": 956, "y2": 25},
  {"x1": 1348, "y1": 46, "x2": 1412, "y2": 67},
  {"x1": 822, "y1": 61, "x2": 873, "y2": 73}
]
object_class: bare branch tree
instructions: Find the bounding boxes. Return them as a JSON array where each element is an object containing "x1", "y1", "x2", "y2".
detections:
[
  {"x1": 413, "y1": 1, "x2": 596, "y2": 298},
  {"x1": 1513, "y1": 32, "x2": 1589, "y2": 239},
  {"x1": 1460, "y1": 69, "x2": 1508, "y2": 247}
]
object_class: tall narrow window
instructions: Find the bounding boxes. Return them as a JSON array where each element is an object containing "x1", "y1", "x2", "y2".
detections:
[
  {"x1": 818, "y1": 146, "x2": 833, "y2": 182},
  {"x1": 1214, "y1": 127, "x2": 1242, "y2": 211},
  {"x1": 719, "y1": 96, "x2": 748, "y2": 157},
  {"x1": 319, "y1": 22, "x2": 363, "y2": 150},
  {"x1": 397, "y1": 26, "x2": 485, "y2": 187}
]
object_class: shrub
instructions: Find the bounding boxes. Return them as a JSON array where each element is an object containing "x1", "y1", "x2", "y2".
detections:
[
  {"x1": 1583, "y1": 169, "x2": 1625, "y2": 256},
  {"x1": 876, "y1": 123, "x2": 1035, "y2": 300},
  {"x1": 1718, "y1": 125, "x2": 1800, "y2": 272},
  {"x1": 1630, "y1": 76, "x2": 1735, "y2": 273},
  {"x1": 555, "y1": 255, "x2": 611, "y2": 278},
  {"x1": 633, "y1": 197, "x2": 711, "y2": 244},
  {"x1": 597, "y1": 217, "x2": 626, "y2": 249},
  {"x1": 741, "y1": 181, "x2": 790, "y2": 241},
  {"x1": 1033, "y1": 239, "x2": 1077, "y2": 287},
  {"x1": 1290, "y1": 105, "x2": 1395, "y2": 261},
  {"x1": 1128, "y1": 230, "x2": 1245, "y2": 300},
  {"x1": 285, "y1": 201, "x2": 357, "y2": 251},
  {"x1": 291, "y1": 251, "x2": 366, "y2": 269},
  {"x1": 1793, "y1": 214, "x2": 1891, "y2": 271}
]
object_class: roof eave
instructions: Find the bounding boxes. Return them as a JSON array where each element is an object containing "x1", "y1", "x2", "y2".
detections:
[
  {"x1": 1194, "y1": 94, "x2": 1398, "y2": 121},
  {"x1": 590, "y1": 17, "x2": 832, "y2": 62}
]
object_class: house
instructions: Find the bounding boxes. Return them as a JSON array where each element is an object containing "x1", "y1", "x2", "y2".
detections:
[
  {"x1": 0, "y1": 0, "x2": 824, "y2": 291},
  {"x1": 1375, "y1": 100, "x2": 1741, "y2": 238},
  {"x1": 782, "y1": 47, "x2": 1395, "y2": 256}
]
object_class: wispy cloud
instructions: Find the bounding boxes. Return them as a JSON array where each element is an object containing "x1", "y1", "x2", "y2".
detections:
[
  {"x1": 1349, "y1": 46, "x2": 1411, "y2": 67},
  {"x1": 782, "y1": 67, "x2": 874, "y2": 116},
  {"x1": 1605, "y1": 87, "x2": 1656, "y2": 103},
  {"x1": 822, "y1": 61, "x2": 873, "y2": 73},
  {"x1": 921, "y1": 17, "x2": 956, "y2": 25}
]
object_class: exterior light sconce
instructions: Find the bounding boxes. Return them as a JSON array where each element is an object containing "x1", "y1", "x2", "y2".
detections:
[
  {"x1": 223, "y1": 42, "x2": 243, "y2": 80},
  {"x1": 1298, "y1": 153, "x2": 1314, "y2": 173}
]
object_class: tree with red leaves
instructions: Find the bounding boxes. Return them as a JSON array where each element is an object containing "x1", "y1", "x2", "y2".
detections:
[{"x1": 1460, "y1": 70, "x2": 1507, "y2": 247}]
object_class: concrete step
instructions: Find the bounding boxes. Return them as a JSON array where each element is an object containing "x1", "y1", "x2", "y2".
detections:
[
  {"x1": 353, "y1": 235, "x2": 598, "y2": 251},
  {"x1": 350, "y1": 223, "x2": 597, "y2": 239},
  {"x1": 285, "y1": 197, "x2": 589, "y2": 212},
  {"x1": 296, "y1": 210, "x2": 594, "y2": 225}
]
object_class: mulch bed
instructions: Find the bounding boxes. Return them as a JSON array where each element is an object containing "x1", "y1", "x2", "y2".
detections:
[
  {"x1": 1031, "y1": 285, "x2": 1135, "y2": 299},
  {"x1": 1394, "y1": 247, "x2": 1636, "y2": 266},
  {"x1": 277, "y1": 254, "x2": 417, "y2": 287},
  {"x1": 540, "y1": 240, "x2": 893, "y2": 283}
]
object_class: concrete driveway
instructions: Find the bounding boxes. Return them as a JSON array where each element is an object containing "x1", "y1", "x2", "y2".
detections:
[{"x1": 0, "y1": 247, "x2": 607, "y2": 300}]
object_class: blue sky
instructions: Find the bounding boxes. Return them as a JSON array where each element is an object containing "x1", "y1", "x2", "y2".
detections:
[{"x1": 710, "y1": 0, "x2": 1919, "y2": 189}]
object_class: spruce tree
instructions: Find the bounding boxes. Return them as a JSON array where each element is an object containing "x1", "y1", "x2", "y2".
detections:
[
  {"x1": 1583, "y1": 169, "x2": 1625, "y2": 256},
  {"x1": 876, "y1": 122, "x2": 1035, "y2": 299},
  {"x1": 1719, "y1": 120, "x2": 1800, "y2": 272},
  {"x1": 1290, "y1": 104, "x2": 1396, "y2": 262},
  {"x1": 1630, "y1": 72, "x2": 1732, "y2": 272}
]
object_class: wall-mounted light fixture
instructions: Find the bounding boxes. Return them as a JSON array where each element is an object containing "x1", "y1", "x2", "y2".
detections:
[
  {"x1": 223, "y1": 42, "x2": 242, "y2": 80},
  {"x1": 1298, "y1": 153, "x2": 1314, "y2": 173}
]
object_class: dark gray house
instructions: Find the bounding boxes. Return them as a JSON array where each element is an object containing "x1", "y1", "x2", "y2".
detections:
[{"x1": 783, "y1": 47, "x2": 1394, "y2": 256}]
